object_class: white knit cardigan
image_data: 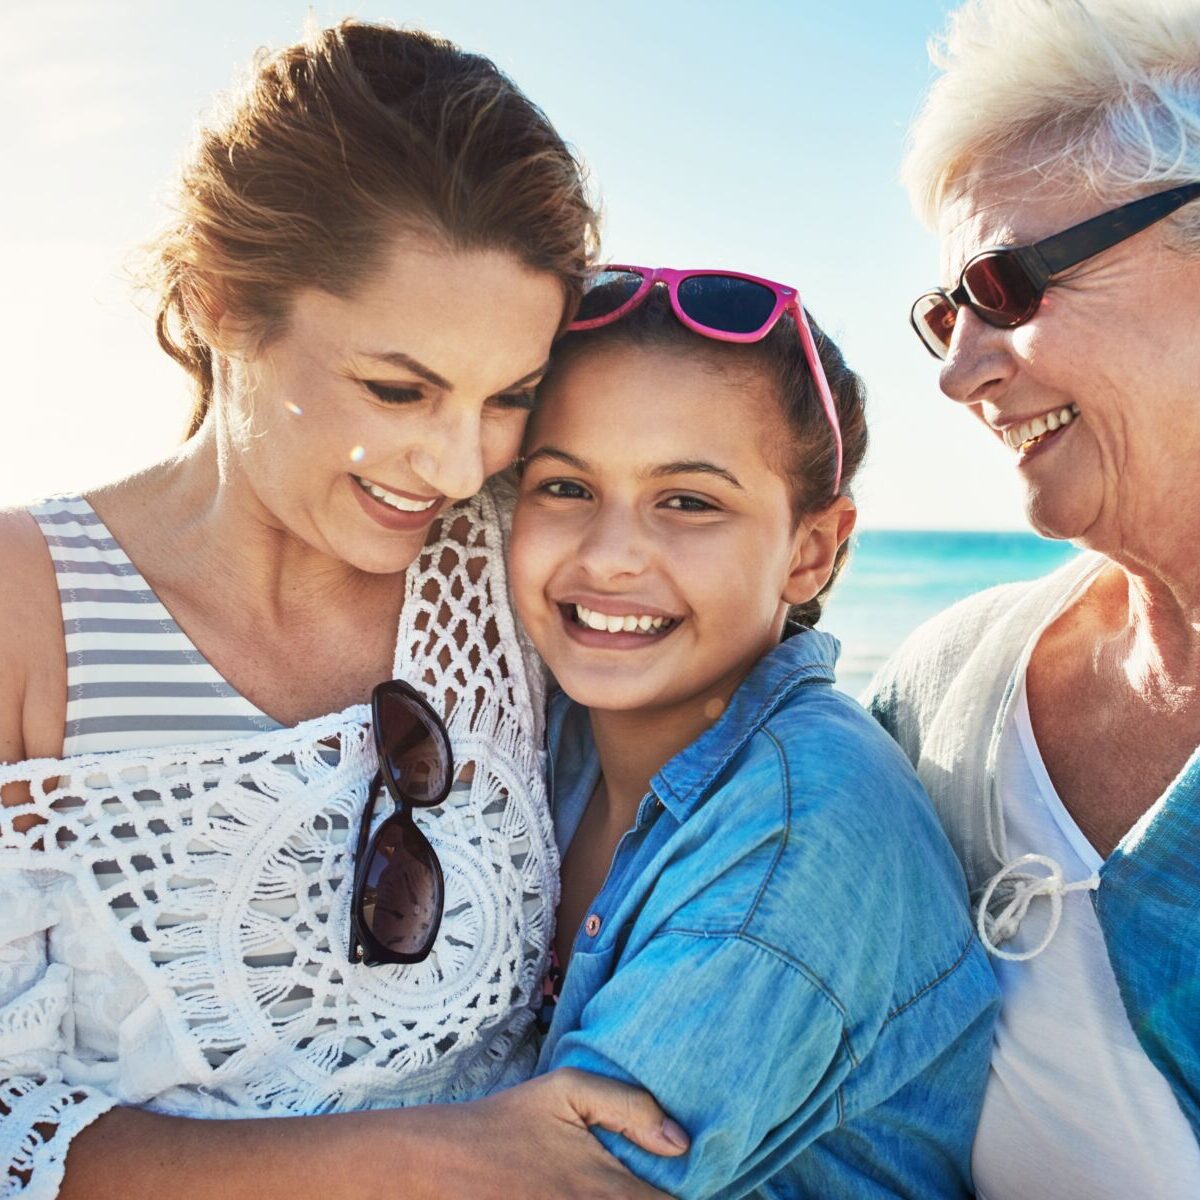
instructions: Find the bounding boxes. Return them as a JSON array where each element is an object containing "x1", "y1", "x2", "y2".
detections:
[
  {"x1": 0, "y1": 481, "x2": 557, "y2": 1198},
  {"x1": 864, "y1": 551, "x2": 1105, "y2": 958}
]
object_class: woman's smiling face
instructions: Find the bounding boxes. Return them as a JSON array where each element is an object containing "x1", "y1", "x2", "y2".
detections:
[
  {"x1": 218, "y1": 230, "x2": 566, "y2": 574},
  {"x1": 934, "y1": 165, "x2": 1200, "y2": 551},
  {"x1": 511, "y1": 341, "x2": 818, "y2": 717}
]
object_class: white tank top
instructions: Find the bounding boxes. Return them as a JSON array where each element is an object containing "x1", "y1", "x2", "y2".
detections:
[
  {"x1": 971, "y1": 678, "x2": 1200, "y2": 1200},
  {"x1": 0, "y1": 483, "x2": 557, "y2": 1198},
  {"x1": 29, "y1": 495, "x2": 280, "y2": 754}
]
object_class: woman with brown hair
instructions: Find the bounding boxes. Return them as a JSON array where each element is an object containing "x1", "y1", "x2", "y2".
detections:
[{"x1": 0, "y1": 21, "x2": 683, "y2": 1199}]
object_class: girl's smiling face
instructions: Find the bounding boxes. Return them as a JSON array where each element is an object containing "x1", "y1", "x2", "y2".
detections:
[{"x1": 511, "y1": 341, "x2": 851, "y2": 717}]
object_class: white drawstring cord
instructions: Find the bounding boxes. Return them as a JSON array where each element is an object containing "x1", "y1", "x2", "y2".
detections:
[{"x1": 976, "y1": 853, "x2": 1101, "y2": 961}]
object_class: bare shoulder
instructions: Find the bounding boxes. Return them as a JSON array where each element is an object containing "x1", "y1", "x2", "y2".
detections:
[{"x1": 0, "y1": 508, "x2": 66, "y2": 766}]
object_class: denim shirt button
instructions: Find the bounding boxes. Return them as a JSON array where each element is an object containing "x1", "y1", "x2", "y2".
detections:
[{"x1": 584, "y1": 914, "x2": 602, "y2": 937}]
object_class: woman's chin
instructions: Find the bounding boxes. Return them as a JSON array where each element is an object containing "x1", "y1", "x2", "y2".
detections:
[
  {"x1": 1022, "y1": 481, "x2": 1101, "y2": 546},
  {"x1": 325, "y1": 525, "x2": 429, "y2": 576}
]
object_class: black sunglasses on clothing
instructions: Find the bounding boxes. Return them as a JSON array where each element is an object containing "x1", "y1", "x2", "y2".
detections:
[
  {"x1": 910, "y1": 180, "x2": 1200, "y2": 359},
  {"x1": 348, "y1": 680, "x2": 453, "y2": 967}
]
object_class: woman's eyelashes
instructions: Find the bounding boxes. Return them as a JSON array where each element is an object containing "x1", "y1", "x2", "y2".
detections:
[
  {"x1": 492, "y1": 388, "x2": 538, "y2": 412},
  {"x1": 364, "y1": 381, "x2": 423, "y2": 405},
  {"x1": 362, "y1": 381, "x2": 537, "y2": 411}
]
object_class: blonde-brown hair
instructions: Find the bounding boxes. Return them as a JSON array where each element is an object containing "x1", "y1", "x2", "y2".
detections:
[{"x1": 144, "y1": 20, "x2": 599, "y2": 438}]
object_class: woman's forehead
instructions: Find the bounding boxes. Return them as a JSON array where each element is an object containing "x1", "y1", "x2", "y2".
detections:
[{"x1": 936, "y1": 167, "x2": 1107, "y2": 277}]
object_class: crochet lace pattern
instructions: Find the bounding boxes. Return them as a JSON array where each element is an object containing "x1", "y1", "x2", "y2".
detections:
[{"x1": 0, "y1": 485, "x2": 557, "y2": 1198}]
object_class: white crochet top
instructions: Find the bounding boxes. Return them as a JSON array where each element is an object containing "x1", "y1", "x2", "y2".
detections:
[{"x1": 0, "y1": 484, "x2": 556, "y2": 1199}]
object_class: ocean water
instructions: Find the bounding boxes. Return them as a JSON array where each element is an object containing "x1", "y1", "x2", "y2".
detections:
[{"x1": 821, "y1": 530, "x2": 1081, "y2": 697}]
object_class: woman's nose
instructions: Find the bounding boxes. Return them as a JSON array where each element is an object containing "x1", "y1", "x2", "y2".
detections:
[
  {"x1": 938, "y1": 307, "x2": 1016, "y2": 406},
  {"x1": 408, "y1": 405, "x2": 486, "y2": 500}
]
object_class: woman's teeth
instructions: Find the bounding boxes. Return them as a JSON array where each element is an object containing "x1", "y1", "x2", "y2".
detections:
[
  {"x1": 1004, "y1": 404, "x2": 1080, "y2": 452},
  {"x1": 354, "y1": 476, "x2": 437, "y2": 512},
  {"x1": 573, "y1": 604, "x2": 674, "y2": 635}
]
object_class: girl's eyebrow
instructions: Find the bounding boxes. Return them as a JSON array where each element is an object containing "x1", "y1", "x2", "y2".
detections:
[
  {"x1": 523, "y1": 448, "x2": 745, "y2": 490},
  {"x1": 522, "y1": 445, "x2": 589, "y2": 470},
  {"x1": 648, "y1": 461, "x2": 745, "y2": 490}
]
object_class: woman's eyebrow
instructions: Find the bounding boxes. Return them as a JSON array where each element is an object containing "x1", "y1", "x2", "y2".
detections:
[
  {"x1": 506, "y1": 361, "x2": 551, "y2": 389},
  {"x1": 648, "y1": 460, "x2": 745, "y2": 490},
  {"x1": 357, "y1": 351, "x2": 549, "y2": 394},
  {"x1": 359, "y1": 350, "x2": 451, "y2": 389}
]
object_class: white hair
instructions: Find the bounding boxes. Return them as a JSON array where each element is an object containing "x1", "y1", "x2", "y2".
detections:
[{"x1": 902, "y1": 0, "x2": 1200, "y2": 250}]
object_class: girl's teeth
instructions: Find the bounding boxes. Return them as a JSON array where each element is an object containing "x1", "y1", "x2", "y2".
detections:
[
  {"x1": 357, "y1": 477, "x2": 437, "y2": 512},
  {"x1": 573, "y1": 604, "x2": 673, "y2": 635}
]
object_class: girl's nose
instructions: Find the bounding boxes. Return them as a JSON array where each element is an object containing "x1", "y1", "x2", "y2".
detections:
[{"x1": 575, "y1": 503, "x2": 649, "y2": 581}]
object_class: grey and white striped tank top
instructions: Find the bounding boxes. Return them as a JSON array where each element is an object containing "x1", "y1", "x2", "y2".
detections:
[{"x1": 30, "y1": 495, "x2": 280, "y2": 756}]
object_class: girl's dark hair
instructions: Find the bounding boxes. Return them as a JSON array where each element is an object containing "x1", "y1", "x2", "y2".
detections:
[
  {"x1": 544, "y1": 286, "x2": 868, "y2": 627},
  {"x1": 142, "y1": 20, "x2": 599, "y2": 438}
]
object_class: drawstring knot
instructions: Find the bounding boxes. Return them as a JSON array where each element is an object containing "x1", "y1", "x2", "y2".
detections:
[{"x1": 976, "y1": 853, "x2": 1100, "y2": 961}]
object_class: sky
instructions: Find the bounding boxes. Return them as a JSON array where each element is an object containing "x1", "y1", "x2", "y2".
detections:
[{"x1": 0, "y1": 0, "x2": 1036, "y2": 529}]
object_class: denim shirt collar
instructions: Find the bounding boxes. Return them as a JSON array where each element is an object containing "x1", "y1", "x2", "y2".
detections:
[{"x1": 548, "y1": 627, "x2": 840, "y2": 833}]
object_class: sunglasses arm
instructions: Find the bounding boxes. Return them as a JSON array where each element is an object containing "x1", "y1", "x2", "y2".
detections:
[
  {"x1": 1032, "y1": 183, "x2": 1200, "y2": 276},
  {"x1": 787, "y1": 300, "x2": 844, "y2": 495}
]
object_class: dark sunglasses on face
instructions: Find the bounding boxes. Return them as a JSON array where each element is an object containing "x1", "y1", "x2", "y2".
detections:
[
  {"x1": 910, "y1": 180, "x2": 1200, "y2": 359},
  {"x1": 349, "y1": 680, "x2": 453, "y2": 967}
]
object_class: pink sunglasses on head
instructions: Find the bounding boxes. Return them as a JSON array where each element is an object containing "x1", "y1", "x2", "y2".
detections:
[{"x1": 569, "y1": 265, "x2": 843, "y2": 494}]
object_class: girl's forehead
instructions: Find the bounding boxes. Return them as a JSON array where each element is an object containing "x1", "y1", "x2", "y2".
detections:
[
  {"x1": 528, "y1": 341, "x2": 784, "y2": 476},
  {"x1": 538, "y1": 340, "x2": 773, "y2": 422}
]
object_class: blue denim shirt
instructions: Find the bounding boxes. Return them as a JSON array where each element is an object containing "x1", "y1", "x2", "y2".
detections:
[
  {"x1": 536, "y1": 630, "x2": 999, "y2": 1199},
  {"x1": 1097, "y1": 742, "x2": 1200, "y2": 1135}
]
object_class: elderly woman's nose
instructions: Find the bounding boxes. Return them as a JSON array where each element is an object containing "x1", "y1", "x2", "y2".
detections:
[
  {"x1": 937, "y1": 308, "x2": 1015, "y2": 405},
  {"x1": 409, "y1": 406, "x2": 487, "y2": 499}
]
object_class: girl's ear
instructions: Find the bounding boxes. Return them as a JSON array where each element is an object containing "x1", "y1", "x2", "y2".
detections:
[{"x1": 781, "y1": 496, "x2": 857, "y2": 606}]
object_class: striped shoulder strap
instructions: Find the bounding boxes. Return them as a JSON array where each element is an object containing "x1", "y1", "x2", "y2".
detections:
[{"x1": 28, "y1": 495, "x2": 277, "y2": 755}]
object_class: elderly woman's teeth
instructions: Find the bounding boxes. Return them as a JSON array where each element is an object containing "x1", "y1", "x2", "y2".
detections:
[
  {"x1": 574, "y1": 604, "x2": 672, "y2": 634},
  {"x1": 1004, "y1": 404, "x2": 1080, "y2": 452}
]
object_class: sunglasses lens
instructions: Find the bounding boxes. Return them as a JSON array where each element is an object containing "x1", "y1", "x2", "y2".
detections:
[
  {"x1": 962, "y1": 253, "x2": 1040, "y2": 326},
  {"x1": 375, "y1": 686, "x2": 451, "y2": 805},
  {"x1": 911, "y1": 292, "x2": 957, "y2": 358},
  {"x1": 676, "y1": 275, "x2": 777, "y2": 335},
  {"x1": 574, "y1": 269, "x2": 646, "y2": 323},
  {"x1": 360, "y1": 815, "x2": 443, "y2": 957}
]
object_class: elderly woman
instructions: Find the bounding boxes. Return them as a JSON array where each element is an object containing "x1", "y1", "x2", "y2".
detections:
[
  {"x1": 0, "y1": 22, "x2": 683, "y2": 1200},
  {"x1": 868, "y1": 1, "x2": 1200, "y2": 1197}
]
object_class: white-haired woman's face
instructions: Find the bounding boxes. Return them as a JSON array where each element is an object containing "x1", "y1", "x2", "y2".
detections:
[{"x1": 934, "y1": 165, "x2": 1200, "y2": 552}]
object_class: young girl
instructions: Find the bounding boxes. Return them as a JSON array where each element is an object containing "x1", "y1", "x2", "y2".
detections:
[{"x1": 511, "y1": 272, "x2": 1000, "y2": 1199}]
